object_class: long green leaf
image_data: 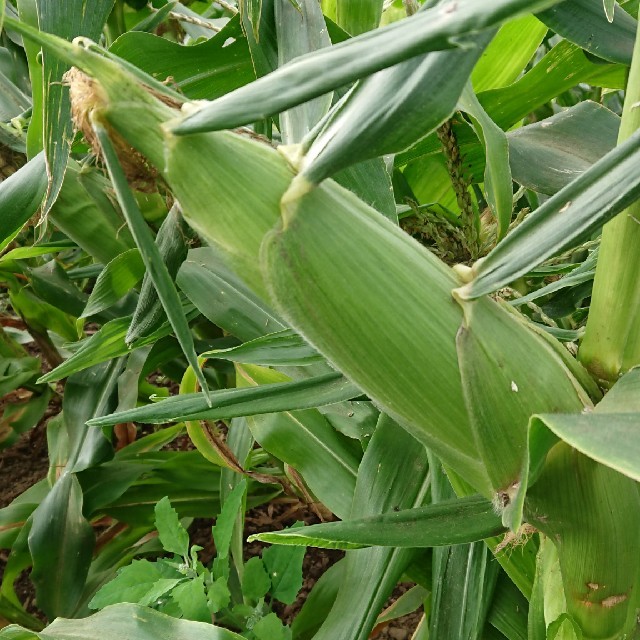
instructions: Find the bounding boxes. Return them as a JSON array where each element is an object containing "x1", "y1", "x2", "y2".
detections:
[
  {"x1": 532, "y1": 369, "x2": 640, "y2": 483},
  {"x1": 28, "y1": 473, "x2": 95, "y2": 619},
  {"x1": 295, "y1": 29, "x2": 493, "y2": 188},
  {"x1": 204, "y1": 329, "x2": 322, "y2": 366},
  {"x1": 126, "y1": 205, "x2": 191, "y2": 345},
  {"x1": 457, "y1": 127, "x2": 640, "y2": 300},
  {"x1": 177, "y1": 248, "x2": 286, "y2": 342},
  {"x1": 335, "y1": 0, "x2": 382, "y2": 35},
  {"x1": 508, "y1": 101, "x2": 619, "y2": 196},
  {"x1": 538, "y1": 0, "x2": 636, "y2": 64},
  {"x1": 309, "y1": 414, "x2": 430, "y2": 640},
  {"x1": 238, "y1": 364, "x2": 359, "y2": 521},
  {"x1": 0, "y1": 152, "x2": 46, "y2": 252},
  {"x1": 250, "y1": 495, "x2": 504, "y2": 549},
  {"x1": 36, "y1": 0, "x2": 115, "y2": 214},
  {"x1": 87, "y1": 372, "x2": 360, "y2": 427},
  {"x1": 275, "y1": 0, "x2": 332, "y2": 144},
  {"x1": 0, "y1": 603, "x2": 245, "y2": 640},
  {"x1": 81, "y1": 249, "x2": 144, "y2": 318},
  {"x1": 91, "y1": 121, "x2": 210, "y2": 401},
  {"x1": 172, "y1": 0, "x2": 563, "y2": 133},
  {"x1": 458, "y1": 84, "x2": 512, "y2": 239}
]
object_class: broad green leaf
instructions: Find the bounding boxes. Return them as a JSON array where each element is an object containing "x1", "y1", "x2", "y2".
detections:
[
  {"x1": 334, "y1": 159, "x2": 397, "y2": 223},
  {"x1": 50, "y1": 162, "x2": 135, "y2": 265},
  {"x1": 251, "y1": 495, "x2": 503, "y2": 549},
  {"x1": 457, "y1": 128, "x2": 640, "y2": 300},
  {"x1": 508, "y1": 101, "x2": 619, "y2": 196},
  {"x1": 60, "y1": 358, "x2": 124, "y2": 473},
  {"x1": 155, "y1": 497, "x2": 190, "y2": 557},
  {"x1": 212, "y1": 480, "x2": 246, "y2": 562},
  {"x1": 172, "y1": 576, "x2": 210, "y2": 623},
  {"x1": 335, "y1": 0, "x2": 382, "y2": 35},
  {"x1": 110, "y1": 16, "x2": 254, "y2": 101},
  {"x1": 177, "y1": 248, "x2": 286, "y2": 342},
  {"x1": 0, "y1": 152, "x2": 46, "y2": 253},
  {"x1": 206, "y1": 576, "x2": 231, "y2": 613},
  {"x1": 87, "y1": 371, "x2": 360, "y2": 427},
  {"x1": 252, "y1": 613, "x2": 292, "y2": 640},
  {"x1": 238, "y1": 364, "x2": 360, "y2": 520},
  {"x1": 0, "y1": 603, "x2": 245, "y2": 640},
  {"x1": 36, "y1": 0, "x2": 115, "y2": 214},
  {"x1": 458, "y1": 84, "x2": 512, "y2": 239},
  {"x1": 488, "y1": 572, "x2": 529, "y2": 640},
  {"x1": 275, "y1": 0, "x2": 332, "y2": 143},
  {"x1": 29, "y1": 260, "x2": 90, "y2": 318},
  {"x1": 242, "y1": 557, "x2": 271, "y2": 601},
  {"x1": 172, "y1": 0, "x2": 564, "y2": 133},
  {"x1": 81, "y1": 249, "x2": 144, "y2": 318},
  {"x1": 0, "y1": 357, "x2": 40, "y2": 396},
  {"x1": 92, "y1": 121, "x2": 210, "y2": 400},
  {"x1": 9, "y1": 286, "x2": 78, "y2": 342},
  {"x1": 471, "y1": 15, "x2": 548, "y2": 92},
  {"x1": 28, "y1": 474, "x2": 95, "y2": 619},
  {"x1": 538, "y1": 0, "x2": 636, "y2": 64},
  {"x1": 88, "y1": 559, "x2": 181, "y2": 610},
  {"x1": 262, "y1": 534, "x2": 306, "y2": 604},
  {"x1": 291, "y1": 560, "x2": 344, "y2": 640},
  {"x1": 204, "y1": 329, "x2": 322, "y2": 366}
]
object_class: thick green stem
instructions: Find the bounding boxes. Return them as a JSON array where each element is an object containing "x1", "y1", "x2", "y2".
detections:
[{"x1": 579, "y1": 13, "x2": 640, "y2": 383}]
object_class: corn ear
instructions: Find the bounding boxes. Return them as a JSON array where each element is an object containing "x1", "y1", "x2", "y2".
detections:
[
  {"x1": 456, "y1": 299, "x2": 590, "y2": 501},
  {"x1": 525, "y1": 443, "x2": 640, "y2": 639},
  {"x1": 293, "y1": 30, "x2": 494, "y2": 188}
]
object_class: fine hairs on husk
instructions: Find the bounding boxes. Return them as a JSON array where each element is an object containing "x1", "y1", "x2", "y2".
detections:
[{"x1": 64, "y1": 67, "x2": 162, "y2": 192}]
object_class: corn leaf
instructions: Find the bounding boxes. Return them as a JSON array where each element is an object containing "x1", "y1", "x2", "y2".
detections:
[
  {"x1": 458, "y1": 84, "x2": 512, "y2": 239},
  {"x1": 430, "y1": 460, "x2": 500, "y2": 640},
  {"x1": 38, "y1": 310, "x2": 196, "y2": 384},
  {"x1": 297, "y1": 30, "x2": 493, "y2": 187},
  {"x1": 305, "y1": 414, "x2": 430, "y2": 640},
  {"x1": 110, "y1": 16, "x2": 254, "y2": 101},
  {"x1": 28, "y1": 474, "x2": 94, "y2": 620},
  {"x1": 458, "y1": 128, "x2": 640, "y2": 300},
  {"x1": 0, "y1": 603, "x2": 245, "y2": 640},
  {"x1": 532, "y1": 369, "x2": 640, "y2": 483},
  {"x1": 250, "y1": 494, "x2": 503, "y2": 549},
  {"x1": 335, "y1": 0, "x2": 382, "y2": 35},
  {"x1": 508, "y1": 101, "x2": 619, "y2": 196},
  {"x1": 35, "y1": 0, "x2": 115, "y2": 214},
  {"x1": 81, "y1": 249, "x2": 144, "y2": 318},
  {"x1": 238, "y1": 364, "x2": 360, "y2": 521},
  {"x1": 92, "y1": 121, "x2": 210, "y2": 401},
  {"x1": 172, "y1": 0, "x2": 564, "y2": 133},
  {"x1": 126, "y1": 205, "x2": 191, "y2": 345},
  {"x1": 87, "y1": 372, "x2": 361, "y2": 427},
  {"x1": 177, "y1": 248, "x2": 286, "y2": 342},
  {"x1": 204, "y1": 329, "x2": 322, "y2": 366},
  {"x1": 0, "y1": 152, "x2": 46, "y2": 253},
  {"x1": 471, "y1": 15, "x2": 547, "y2": 92},
  {"x1": 275, "y1": 0, "x2": 332, "y2": 144},
  {"x1": 538, "y1": 0, "x2": 636, "y2": 64}
]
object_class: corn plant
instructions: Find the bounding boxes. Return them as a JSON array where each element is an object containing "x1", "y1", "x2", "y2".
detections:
[{"x1": 2, "y1": 0, "x2": 640, "y2": 639}]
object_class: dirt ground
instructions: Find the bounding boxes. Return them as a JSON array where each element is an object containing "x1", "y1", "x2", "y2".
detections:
[{"x1": 0, "y1": 406, "x2": 422, "y2": 638}]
